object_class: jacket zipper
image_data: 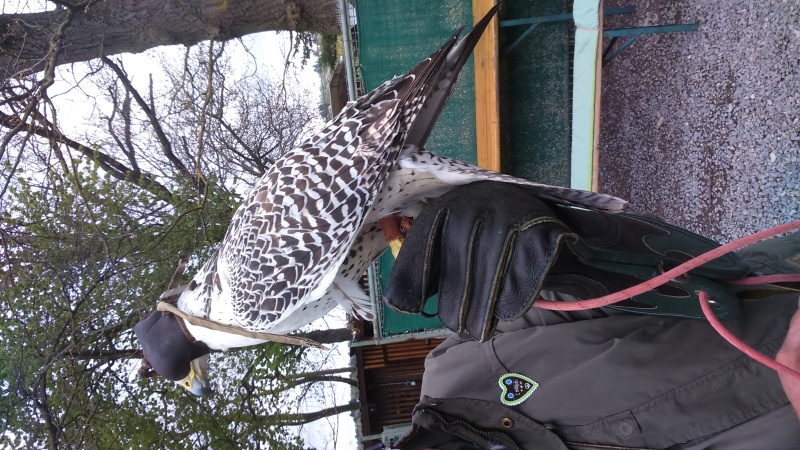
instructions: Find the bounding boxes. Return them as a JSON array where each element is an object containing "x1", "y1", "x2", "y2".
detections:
[{"x1": 417, "y1": 408, "x2": 524, "y2": 450}]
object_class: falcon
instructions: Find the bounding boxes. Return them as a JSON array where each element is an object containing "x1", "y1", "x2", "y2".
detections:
[{"x1": 134, "y1": 4, "x2": 627, "y2": 396}]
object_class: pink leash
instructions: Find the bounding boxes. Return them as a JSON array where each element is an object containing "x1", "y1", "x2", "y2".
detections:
[{"x1": 533, "y1": 220, "x2": 800, "y2": 382}]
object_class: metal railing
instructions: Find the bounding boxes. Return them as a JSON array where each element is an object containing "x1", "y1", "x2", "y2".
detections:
[{"x1": 339, "y1": 0, "x2": 365, "y2": 101}]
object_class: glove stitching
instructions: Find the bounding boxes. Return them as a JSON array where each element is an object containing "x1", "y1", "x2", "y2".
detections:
[
  {"x1": 479, "y1": 229, "x2": 517, "y2": 341},
  {"x1": 422, "y1": 208, "x2": 450, "y2": 313},
  {"x1": 459, "y1": 216, "x2": 483, "y2": 334},
  {"x1": 518, "y1": 216, "x2": 568, "y2": 232}
]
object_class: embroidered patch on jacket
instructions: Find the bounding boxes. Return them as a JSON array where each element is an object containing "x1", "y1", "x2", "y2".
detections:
[{"x1": 498, "y1": 373, "x2": 538, "y2": 406}]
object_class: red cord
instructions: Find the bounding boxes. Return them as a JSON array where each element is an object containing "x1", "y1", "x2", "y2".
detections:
[
  {"x1": 533, "y1": 220, "x2": 800, "y2": 311},
  {"x1": 699, "y1": 291, "x2": 800, "y2": 382},
  {"x1": 726, "y1": 273, "x2": 800, "y2": 285},
  {"x1": 533, "y1": 220, "x2": 800, "y2": 382}
]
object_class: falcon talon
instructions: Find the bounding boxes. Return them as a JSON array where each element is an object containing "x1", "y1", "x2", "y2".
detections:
[{"x1": 400, "y1": 216, "x2": 414, "y2": 235}]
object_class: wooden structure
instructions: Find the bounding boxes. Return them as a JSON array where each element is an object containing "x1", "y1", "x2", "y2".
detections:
[
  {"x1": 351, "y1": 334, "x2": 444, "y2": 447},
  {"x1": 473, "y1": 0, "x2": 501, "y2": 172},
  {"x1": 329, "y1": 62, "x2": 349, "y2": 117}
]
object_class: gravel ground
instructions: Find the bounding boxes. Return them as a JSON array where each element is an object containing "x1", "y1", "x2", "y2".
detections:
[{"x1": 598, "y1": 1, "x2": 800, "y2": 242}]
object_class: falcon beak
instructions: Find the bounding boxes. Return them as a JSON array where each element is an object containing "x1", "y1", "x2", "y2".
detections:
[{"x1": 178, "y1": 354, "x2": 213, "y2": 396}]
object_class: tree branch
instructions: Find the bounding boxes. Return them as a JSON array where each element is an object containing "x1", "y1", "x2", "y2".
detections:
[
  {"x1": 101, "y1": 56, "x2": 203, "y2": 191},
  {"x1": 275, "y1": 400, "x2": 361, "y2": 426},
  {"x1": 0, "y1": 110, "x2": 174, "y2": 200}
]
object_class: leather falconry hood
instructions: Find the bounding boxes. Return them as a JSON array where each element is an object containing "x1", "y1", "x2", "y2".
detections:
[{"x1": 134, "y1": 311, "x2": 210, "y2": 381}]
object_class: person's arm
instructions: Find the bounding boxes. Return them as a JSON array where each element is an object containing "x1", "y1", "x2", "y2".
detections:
[{"x1": 776, "y1": 301, "x2": 800, "y2": 419}]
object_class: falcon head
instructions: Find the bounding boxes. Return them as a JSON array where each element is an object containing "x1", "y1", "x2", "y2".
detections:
[
  {"x1": 134, "y1": 311, "x2": 214, "y2": 396},
  {"x1": 179, "y1": 353, "x2": 213, "y2": 397}
]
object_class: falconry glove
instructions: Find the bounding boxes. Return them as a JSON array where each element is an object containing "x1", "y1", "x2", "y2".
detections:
[
  {"x1": 383, "y1": 181, "x2": 750, "y2": 341},
  {"x1": 384, "y1": 181, "x2": 576, "y2": 341}
]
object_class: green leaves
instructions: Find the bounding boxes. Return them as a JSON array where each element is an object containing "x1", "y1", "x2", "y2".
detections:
[
  {"x1": 0, "y1": 167, "x2": 309, "y2": 449},
  {"x1": 1, "y1": 162, "x2": 352, "y2": 448}
]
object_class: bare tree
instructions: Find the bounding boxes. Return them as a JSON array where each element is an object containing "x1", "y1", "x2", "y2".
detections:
[
  {"x1": 0, "y1": 0, "x2": 339, "y2": 78},
  {"x1": 1, "y1": 39, "x2": 318, "y2": 204},
  {"x1": 0, "y1": 0, "x2": 329, "y2": 205}
]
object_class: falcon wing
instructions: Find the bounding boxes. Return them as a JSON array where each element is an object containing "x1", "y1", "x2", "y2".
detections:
[{"x1": 212, "y1": 5, "x2": 502, "y2": 332}]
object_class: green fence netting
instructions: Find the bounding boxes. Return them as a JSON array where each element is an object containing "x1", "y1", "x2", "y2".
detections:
[{"x1": 356, "y1": 0, "x2": 571, "y2": 336}]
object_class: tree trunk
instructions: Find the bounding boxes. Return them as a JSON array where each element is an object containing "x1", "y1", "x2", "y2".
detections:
[
  {"x1": 285, "y1": 367, "x2": 358, "y2": 388},
  {"x1": 277, "y1": 400, "x2": 361, "y2": 426},
  {"x1": 293, "y1": 327, "x2": 353, "y2": 344},
  {"x1": 0, "y1": 0, "x2": 340, "y2": 79}
]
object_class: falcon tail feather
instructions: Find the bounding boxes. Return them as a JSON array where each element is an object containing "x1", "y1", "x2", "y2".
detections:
[
  {"x1": 348, "y1": 3, "x2": 504, "y2": 210},
  {"x1": 406, "y1": 2, "x2": 503, "y2": 149}
]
